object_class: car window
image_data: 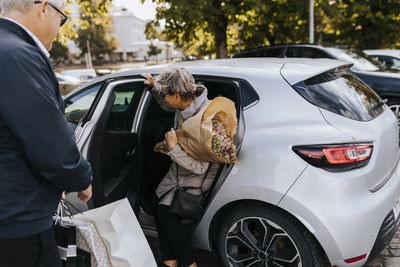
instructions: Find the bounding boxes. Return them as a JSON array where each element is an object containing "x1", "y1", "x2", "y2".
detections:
[
  {"x1": 293, "y1": 69, "x2": 384, "y2": 121},
  {"x1": 262, "y1": 47, "x2": 284, "y2": 57},
  {"x1": 326, "y1": 48, "x2": 383, "y2": 71},
  {"x1": 238, "y1": 80, "x2": 259, "y2": 109},
  {"x1": 288, "y1": 47, "x2": 330, "y2": 58},
  {"x1": 375, "y1": 55, "x2": 400, "y2": 69},
  {"x1": 64, "y1": 84, "x2": 102, "y2": 128},
  {"x1": 236, "y1": 50, "x2": 262, "y2": 57},
  {"x1": 106, "y1": 83, "x2": 143, "y2": 131},
  {"x1": 233, "y1": 47, "x2": 284, "y2": 58}
]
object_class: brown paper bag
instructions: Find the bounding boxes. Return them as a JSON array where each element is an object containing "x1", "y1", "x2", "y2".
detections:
[{"x1": 155, "y1": 97, "x2": 237, "y2": 163}]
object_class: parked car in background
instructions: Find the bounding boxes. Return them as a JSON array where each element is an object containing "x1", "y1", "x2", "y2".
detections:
[
  {"x1": 60, "y1": 68, "x2": 97, "y2": 81},
  {"x1": 364, "y1": 49, "x2": 400, "y2": 70},
  {"x1": 233, "y1": 44, "x2": 400, "y2": 124},
  {"x1": 55, "y1": 73, "x2": 84, "y2": 96},
  {"x1": 96, "y1": 69, "x2": 114, "y2": 77},
  {"x1": 65, "y1": 58, "x2": 400, "y2": 267}
]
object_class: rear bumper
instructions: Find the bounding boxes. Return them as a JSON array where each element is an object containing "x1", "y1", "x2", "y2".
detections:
[{"x1": 279, "y1": 160, "x2": 400, "y2": 267}]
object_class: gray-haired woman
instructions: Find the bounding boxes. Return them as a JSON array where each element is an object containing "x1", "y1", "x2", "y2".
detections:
[{"x1": 141, "y1": 68, "x2": 217, "y2": 267}]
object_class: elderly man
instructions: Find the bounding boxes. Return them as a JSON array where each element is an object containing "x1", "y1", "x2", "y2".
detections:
[{"x1": 0, "y1": 1, "x2": 92, "y2": 266}]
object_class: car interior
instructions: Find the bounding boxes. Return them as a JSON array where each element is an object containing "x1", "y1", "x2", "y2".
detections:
[{"x1": 137, "y1": 78, "x2": 242, "y2": 219}]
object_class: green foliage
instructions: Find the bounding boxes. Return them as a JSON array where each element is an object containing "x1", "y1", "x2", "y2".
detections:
[
  {"x1": 145, "y1": 21, "x2": 168, "y2": 41},
  {"x1": 146, "y1": 0, "x2": 400, "y2": 57},
  {"x1": 50, "y1": 40, "x2": 69, "y2": 62},
  {"x1": 73, "y1": 0, "x2": 118, "y2": 61},
  {"x1": 147, "y1": 41, "x2": 163, "y2": 59},
  {"x1": 316, "y1": 0, "x2": 400, "y2": 49},
  {"x1": 144, "y1": 0, "x2": 249, "y2": 58},
  {"x1": 235, "y1": 0, "x2": 309, "y2": 51}
]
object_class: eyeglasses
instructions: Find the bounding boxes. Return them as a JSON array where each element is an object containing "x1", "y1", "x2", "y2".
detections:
[{"x1": 34, "y1": 1, "x2": 68, "y2": 27}]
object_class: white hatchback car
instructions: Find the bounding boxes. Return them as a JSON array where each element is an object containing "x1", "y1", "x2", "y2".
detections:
[{"x1": 65, "y1": 58, "x2": 400, "y2": 267}]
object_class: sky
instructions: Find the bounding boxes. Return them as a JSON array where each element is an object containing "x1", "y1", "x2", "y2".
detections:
[{"x1": 113, "y1": 0, "x2": 157, "y2": 21}]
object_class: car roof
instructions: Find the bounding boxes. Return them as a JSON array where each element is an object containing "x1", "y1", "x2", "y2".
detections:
[
  {"x1": 364, "y1": 49, "x2": 400, "y2": 58},
  {"x1": 55, "y1": 73, "x2": 81, "y2": 83},
  {"x1": 66, "y1": 58, "x2": 350, "y2": 97},
  {"x1": 232, "y1": 43, "x2": 359, "y2": 57}
]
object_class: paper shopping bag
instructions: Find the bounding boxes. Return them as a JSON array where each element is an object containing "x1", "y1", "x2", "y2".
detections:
[
  {"x1": 74, "y1": 198, "x2": 157, "y2": 267},
  {"x1": 73, "y1": 219, "x2": 111, "y2": 267}
]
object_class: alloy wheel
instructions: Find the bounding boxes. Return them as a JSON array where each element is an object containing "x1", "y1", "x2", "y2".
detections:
[{"x1": 225, "y1": 217, "x2": 302, "y2": 267}]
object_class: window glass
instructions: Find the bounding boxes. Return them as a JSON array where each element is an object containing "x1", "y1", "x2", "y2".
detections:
[
  {"x1": 293, "y1": 70, "x2": 384, "y2": 121},
  {"x1": 376, "y1": 56, "x2": 400, "y2": 69},
  {"x1": 106, "y1": 83, "x2": 142, "y2": 131},
  {"x1": 239, "y1": 80, "x2": 259, "y2": 108},
  {"x1": 262, "y1": 48, "x2": 284, "y2": 57},
  {"x1": 234, "y1": 47, "x2": 284, "y2": 58},
  {"x1": 326, "y1": 48, "x2": 384, "y2": 71},
  {"x1": 64, "y1": 84, "x2": 101, "y2": 128},
  {"x1": 292, "y1": 47, "x2": 330, "y2": 58}
]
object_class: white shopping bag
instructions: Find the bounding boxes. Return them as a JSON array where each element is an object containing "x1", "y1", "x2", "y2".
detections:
[
  {"x1": 74, "y1": 198, "x2": 157, "y2": 267},
  {"x1": 73, "y1": 219, "x2": 112, "y2": 267}
]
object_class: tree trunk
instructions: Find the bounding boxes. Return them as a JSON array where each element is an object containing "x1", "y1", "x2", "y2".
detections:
[{"x1": 213, "y1": 17, "x2": 228, "y2": 58}]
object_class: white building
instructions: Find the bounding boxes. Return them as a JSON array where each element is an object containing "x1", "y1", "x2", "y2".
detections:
[
  {"x1": 67, "y1": 4, "x2": 175, "y2": 62},
  {"x1": 112, "y1": 6, "x2": 174, "y2": 61}
]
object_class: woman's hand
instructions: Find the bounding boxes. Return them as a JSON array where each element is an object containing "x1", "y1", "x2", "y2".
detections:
[
  {"x1": 165, "y1": 128, "x2": 178, "y2": 151},
  {"x1": 141, "y1": 73, "x2": 156, "y2": 87}
]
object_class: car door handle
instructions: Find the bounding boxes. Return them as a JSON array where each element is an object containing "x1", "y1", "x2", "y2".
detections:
[{"x1": 127, "y1": 148, "x2": 136, "y2": 158}]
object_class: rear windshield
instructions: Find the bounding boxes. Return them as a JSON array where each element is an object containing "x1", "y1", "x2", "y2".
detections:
[{"x1": 292, "y1": 69, "x2": 384, "y2": 121}]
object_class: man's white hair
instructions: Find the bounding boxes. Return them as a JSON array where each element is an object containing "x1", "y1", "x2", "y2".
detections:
[{"x1": 0, "y1": 0, "x2": 66, "y2": 15}]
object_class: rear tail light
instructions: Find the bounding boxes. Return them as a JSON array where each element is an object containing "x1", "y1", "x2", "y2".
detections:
[
  {"x1": 335, "y1": 63, "x2": 353, "y2": 72},
  {"x1": 293, "y1": 144, "x2": 373, "y2": 172}
]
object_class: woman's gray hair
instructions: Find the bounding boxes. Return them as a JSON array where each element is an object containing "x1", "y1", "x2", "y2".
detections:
[
  {"x1": 0, "y1": 0, "x2": 66, "y2": 15},
  {"x1": 156, "y1": 67, "x2": 197, "y2": 101}
]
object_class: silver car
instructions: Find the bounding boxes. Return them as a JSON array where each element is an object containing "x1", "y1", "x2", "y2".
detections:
[{"x1": 65, "y1": 58, "x2": 400, "y2": 267}]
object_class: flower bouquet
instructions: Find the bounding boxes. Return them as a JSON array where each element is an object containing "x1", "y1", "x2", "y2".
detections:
[{"x1": 155, "y1": 97, "x2": 237, "y2": 164}]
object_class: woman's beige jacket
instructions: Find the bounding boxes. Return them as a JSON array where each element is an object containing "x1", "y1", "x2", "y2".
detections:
[{"x1": 151, "y1": 84, "x2": 219, "y2": 206}]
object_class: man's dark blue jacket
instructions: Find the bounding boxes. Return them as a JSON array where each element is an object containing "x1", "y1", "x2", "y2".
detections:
[{"x1": 0, "y1": 19, "x2": 92, "y2": 239}]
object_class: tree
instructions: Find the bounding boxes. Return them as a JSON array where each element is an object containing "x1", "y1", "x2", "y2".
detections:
[
  {"x1": 72, "y1": 0, "x2": 118, "y2": 62},
  {"x1": 229, "y1": 0, "x2": 400, "y2": 51},
  {"x1": 75, "y1": 23, "x2": 118, "y2": 61},
  {"x1": 144, "y1": 0, "x2": 250, "y2": 58},
  {"x1": 316, "y1": 0, "x2": 400, "y2": 49},
  {"x1": 147, "y1": 41, "x2": 163, "y2": 61},
  {"x1": 50, "y1": 40, "x2": 69, "y2": 64},
  {"x1": 232, "y1": 0, "x2": 310, "y2": 52}
]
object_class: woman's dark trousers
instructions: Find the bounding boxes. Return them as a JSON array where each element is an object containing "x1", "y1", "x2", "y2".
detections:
[{"x1": 155, "y1": 204, "x2": 195, "y2": 265}]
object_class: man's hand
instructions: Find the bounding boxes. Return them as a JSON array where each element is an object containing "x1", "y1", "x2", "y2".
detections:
[
  {"x1": 141, "y1": 73, "x2": 156, "y2": 87},
  {"x1": 165, "y1": 128, "x2": 178, "y2": 151},
  {"x1": 77, "y1": 184, "x2": 92, "y2": 202}
]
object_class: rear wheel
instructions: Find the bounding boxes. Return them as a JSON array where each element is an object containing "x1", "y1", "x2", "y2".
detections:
[{"x1": 217, "y1": 204, "x2": 329, "y2": 267}]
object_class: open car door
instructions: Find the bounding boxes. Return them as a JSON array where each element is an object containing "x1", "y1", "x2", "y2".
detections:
[{"x1": 85, "y1": 79, "x2": 145, "y2": 207}]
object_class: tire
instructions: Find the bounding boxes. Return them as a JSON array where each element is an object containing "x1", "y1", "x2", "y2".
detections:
[
  {"x1": 217, "y1": 204, "x2": 329, "y2": 267},
  {"x1": 386, "y1": 98, "x2": 400, "y2": 129}
]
